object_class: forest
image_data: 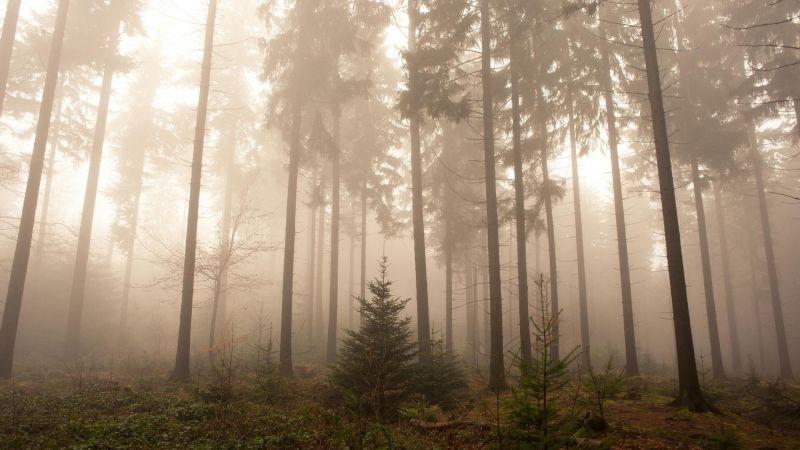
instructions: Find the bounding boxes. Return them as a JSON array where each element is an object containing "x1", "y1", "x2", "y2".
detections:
[{"x1": 0, "y1": 0, "x2": 798, "y2": 448}]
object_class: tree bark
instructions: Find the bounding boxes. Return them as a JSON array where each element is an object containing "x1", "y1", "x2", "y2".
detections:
[
  {"x1": 445, "y1": 230, "x2": 453, "y2": 354},
  {"x1": 712, "y1": 182, "x2": 742, "y2": 373},
  {"x1": 566, "y1": 86, "x2": 590, "y2": 368},
  {"x1": 506, "y1": 221, "x2": 514, "y2": 351},
  {"x1": 443, "y1": 124, "x2": 455, "y2": 355},
  {"x1": 407, "y1": 0, "x2": 431, "y2": 363},
  {"x1": 277, "y1": 101, "x2": 302, "y2": 377},
  {"x1": 746, "y1": 226, "x2": 766, "y2": 372},
  {"x1": 537, "y1": 90, "x2": 559, "y2": 362},
  {"x1": 208, "y1": 278, "x2": 222, "y2": 356},
  {"x1": 326, "y1": 111, "x2": 341, "y2": 364},
  {"x1": 482, "y1": 263, "x2": 490, "y2": 368},
  {"x1": 749, "y1": 131, "x2": 793, "y2": 380},
  {"x1": 315, "y1": 173, "x2": 326, "y2": 351},
  {"x1": 465, "y1": 264, "x2": 477, "y2": 365},
  {"x1": 0, "y1": 0, "x2": 71, "y2": 379},
  {"x1": 170, "y1": 0, "x2": 217, "y2": 382},
  {"x1": 479, "y1": 0, "x2": 505, "y2": 392},
  {"x1": 637, "y1": 0, "x2": 706, "y2": 409},
  {"x1": 306, "y1": 198, "x2": 316, "y2": 350},
  {"x1": 600, "y1": 45, "x2": 639, "y2": 375},
  {"x1": 0, "y1": 0, "x2": 22, "y2": 118},
  {"x1": 509, "y1": 55, "x2": 532, "y2": 365},
  {"x1": 348, "y1": 206, "x2": 355, "y2": 329},
  {"x1": 689, "y1": 154, "x2": 724, "y2": 379},
  {"x1": 360, "y1": 185, "x2": 367, "y2": 305}
]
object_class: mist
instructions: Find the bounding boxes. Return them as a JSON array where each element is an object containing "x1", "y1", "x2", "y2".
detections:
[{"x1": 0, "y1": 0, "x2": 798, "y2": 447}]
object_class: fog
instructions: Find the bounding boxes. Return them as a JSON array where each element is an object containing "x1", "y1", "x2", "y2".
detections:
[{"x1": 0, "y1": 0, "x2": 798, "y2": 406}]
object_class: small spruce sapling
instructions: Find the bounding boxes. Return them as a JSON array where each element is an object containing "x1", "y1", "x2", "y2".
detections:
[
  {"x1": 329, "y1": 257, "x2": 417, "y2": 421},
  {"x1": 581, "y1": 354, "x2": 625, "y2": 431},
  {"x1": 414, "y1": 336, "x2": 467, "y2": 410},
  {"x1": 506, "y1": 275, "x2": 580, "y2": 448}
]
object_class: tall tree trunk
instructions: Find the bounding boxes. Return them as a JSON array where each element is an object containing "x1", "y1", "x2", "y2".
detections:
[
  {"x1": 208, "y1": 278, "x2": 223, "y2": 356},
  {"x1": 209, "y1": 128, "x2": 236, "y2": 351},
  {"x1": 535, "y1": 232, "x2": 540, "y2": 276},
  {"x1": 217, "y1": 128, "x2": 235, "y2": 340},
  {"x1": 749, "y1": 131, "x2": 793, "y2": 380},
  {"x1": 34, "y1": 92, "x2": 63, "y2": 270},
  {"x1": 63, "y1": 10, "x2": 124, "y2": 360},
  {"x1": 537, "y1": 91, "x2": 559, "y2": 362},
  {"x1": 445, "y1": 231, "x2": 453, "y2": 354},
  {"x1": 170, "y1": 0, "x2": 217, "y2": 382},
  {"x1": 117, "y1": 155, "x2": 144, "y2": 350},
  {"x1": 0, "y1": 0, "x2": 21, "y2": 118},
  {"x1": 566, "y1": 86, "x2": 590, "y2": 368},
  {"x1": 746, "y1": 227, "x2": 766, "y2": 372},
  {"x1": 0, "y1": 0, "x2": 70, "y2": 379},
  {"x1": 348, "y1": 206, "x2": 355, "y2": 329},
  {"x1": 601, "y1": 45, "x2": 639, "y2": 375},
  {"x1": 479, "y1": 0, "x2": 505, "y2": 391},
  {"x1": 326, "y1": 111, "x2": 341, "y2": 364},
  {"x1": 505, "y1": 221, "x2": 513, "y2": 348},
  {"x1": 465, "y1": 264, "x2": 476, "y2": 364},
  {"x1": 360, "y1": 185, "x2": 367, "y2": 304},
  {"x1": 794, "y1": 99, "x2": 800, "y2": 141},
  {"x1": 306, "y1": 199, "x2": 316, "y2": 350},
  {"x1": 712, "y1": 182, "x2": 742, "y2": 373},
  {"x1": 509, "y1": 52, "x2": 532, "y2": 365},
  {"x1": 277, "y1": 100, "x2": 302, "y2": 377},
  {"x1": 315, "y1": 174, "x2": 326, "y2": 351},
  {"x1": 407, "y1": 0, "x2": 431, "y2": 363},
  {"x1": 637, "y1": 0, "x2": 706, "y2": 409},
  {"x1": 482, "y1": 264, "x2": 490, "y2": 368},
  {"x1": 443, "y1": 125, "x2": 454, "y2": 354},
  {"x1": 689, "y1": 154, "x2": 724, "y2": 379}
]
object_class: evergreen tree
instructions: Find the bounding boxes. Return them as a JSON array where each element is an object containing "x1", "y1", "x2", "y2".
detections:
[
  {"x1": 507, "y1": 276, "x2": 580, "y2": 448},
  {"x1": 330, "y1": 256, "x2": 417, "y2": 421}
]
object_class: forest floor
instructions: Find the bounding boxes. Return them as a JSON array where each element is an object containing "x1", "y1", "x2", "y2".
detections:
[{"x1": 0, "y1": 366, "x2": 798, "y2": 449}]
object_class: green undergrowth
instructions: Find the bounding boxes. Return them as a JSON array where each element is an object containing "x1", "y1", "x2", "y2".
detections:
[{"x1": 0, "y1": 371, "x2": 798, "y2": 449}]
